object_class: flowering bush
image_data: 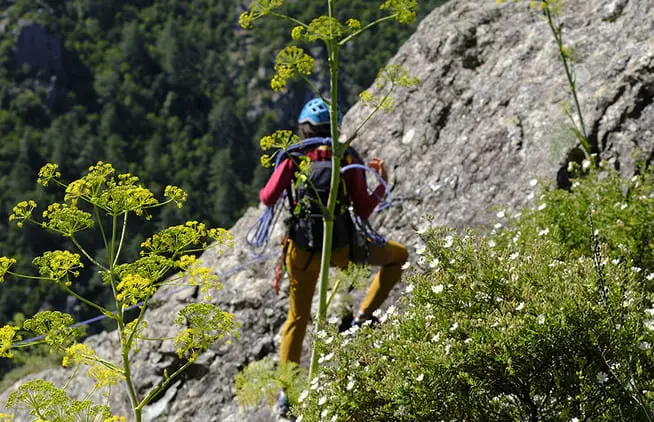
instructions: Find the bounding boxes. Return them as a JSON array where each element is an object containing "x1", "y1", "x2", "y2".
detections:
[
  {"x1": 0, "y1": 162, "x2": 236, "y2": 422},
  {"x1": 295, "y1": 166, "x2": 654, "y2": 421}
]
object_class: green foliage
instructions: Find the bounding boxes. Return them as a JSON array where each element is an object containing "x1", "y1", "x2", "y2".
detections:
[
  {"x1": 0, "y1": 0, "x2": 448, "y2": 342},
  {"x1": 1, "y1": 163, "x2": 234, "y2": 421},
  {"x1": 234, "y1": 358, "x2": 306, "y2": 408},
  {"x1": 295, "y1": 167, "x2": 654, "y2": 421},
  {"x1": 6, "y1": 380, "x2": 112, "y2": 422}
]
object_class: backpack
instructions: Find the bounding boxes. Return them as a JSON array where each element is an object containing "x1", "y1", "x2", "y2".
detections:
[{"x1": 286, "y1": 144, "x2": 354, "y2": 252}]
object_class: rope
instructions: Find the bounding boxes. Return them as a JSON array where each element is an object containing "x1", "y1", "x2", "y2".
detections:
[
  {"x1": 340, "y1": 163, "x2": 393, "y2": 213},
  {"x1": 246, "y1": 198, "x2": 284, "y2": 257},
  {"x1": 16, "y1": 251, "x2": 281, "y2": 346}
]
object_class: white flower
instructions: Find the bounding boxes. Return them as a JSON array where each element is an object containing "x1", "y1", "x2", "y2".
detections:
[
  {"x1": 401, "y1": 261, "x2": 411, "y2": 270},
  {"x1": 429, "y1": 259, "x2": 440, "y2": 268},
  {"x1": 324, "y1": 336, "x2": 334, "y2": 345},
  {"x1": 538, "y1": 228, "x2": 550, "y2": 236},
  {"x1": 297, "y1": 416, "x2": 303, "y2": 422},
  {"x1": 432, "y1": 333, "x2": 440, "y2": 343},
  {"x1": 639, "y1": 342, "x2": 651, "y2": 350},
  {"x1": 405, "y1": 284, "x2": 415, "y2": 294},
  {"x1": 644, "y1": 319, "x2": 654, "y2": 330},
  {"x1": 321, "y1": 409, "x2": 330, "y2": 418},
  {"x1": 444, "y1": 344, "x2": 451, "y2": 355},
  {"x1": 488, "y1": 239, "x2": 497, "y2": 248},
  {"x1": 537, "y1": 203, "x2": 547, "y2": 211},
  {"x1": 529, "y1": 179, "x2": 538, "y2": 187},
  {"x1": 494, "y1": 222, "x2": 502, "y2": 229},
  {"x1": 416, "y1": 226, "x2": 428, "y2": 235},
  {"x1": 570, "y1": 418, "x2": 579, "y2": 422},
  {"x1": 416, "y1": 246, "x2": 426, "y2": 255},
  {"x1": 647, "y1": 273, "x2": 654, "y2": 281},
  {"x1": 298, "y1": 390, "x2": 309, "y2": 403},
  {"x1": 443, "y1": 235, "x2": 454, "y2": 248},
  {"x1": 632, "y1": 266, "x2": 642, "y2": 273},
  {"x1": 346, "y1": 380, "x2": 355, "y2": 390},
  {"x1": 318, "y1": 396, "x2": 327, "y2": 406},
  {"x1": 417, "y1": 256, "x2": 427, "y2": 266},
  {"x1": 515, "y1": 302, "x2": 525, "y2": 311},
  {"x1": 611, "y1": 258, "x2": 621, "y2": 265},
  {"x1": 582, "y1": 159, "x2": 591, "y2": 169},
  {"x1": 509, "y1": 252, "x2": 520, "y2": 260},
  {"x1": 621, "y1": 203, "x2": 628, "y2": 210},
  {"x1": 450, "y1": 322, "x2": 459, "y2": 331},
  {"x1": 596, "y1": 371, "x2": 608, "y2": 384},
  {"x1": 537, "y1": 314, "x2": 545, "y2": 324},
  {"x1": 464, "y1": 338, "x2": 472, "y2": 344},
  {"x1": 496, "y1": 211, "x2": 505, "y2": 218},
  {"x1": 432, "y1": 284, "x2": 444, "y2": 294},
  {"x1": 416, "y1": 373, "x2": 424, "y2": 382}
]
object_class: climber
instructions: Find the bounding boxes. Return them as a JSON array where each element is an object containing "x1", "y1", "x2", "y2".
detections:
[{"x1": 259, "y1": 97, "x2": 409, "y2": 417}]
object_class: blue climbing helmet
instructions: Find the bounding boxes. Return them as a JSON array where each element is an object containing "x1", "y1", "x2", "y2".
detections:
[{"x1": 298, "y1": 98, "x2": 343, "y2": 126}]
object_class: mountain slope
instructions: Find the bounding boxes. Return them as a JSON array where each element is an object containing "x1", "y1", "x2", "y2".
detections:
[{"x1": 2, "y1": 0, "x2": 653, "y2": 420}]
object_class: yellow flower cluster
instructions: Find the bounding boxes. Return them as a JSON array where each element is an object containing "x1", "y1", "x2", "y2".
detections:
[
  {"x1": 380, "y1": 0, "x2": 418, "y2": 24},
  {"x1": 116, "y1": 273, "x2": 156, "y2": 306},
  {"x1": 0, "y1": 413, "x2": 13, "y2": 422},
  {"x1": 23, "y1": 311, "x2": 83, "y2": 352},
  {"x1": 65, "y1": 161, "x2": 116, "y2": 205},
  {"x1": 123, "y1": 319, "x2": 147, "y2": 345},
  {"x1": 176, "y1": 254, "x2": 198, "y2": 271},
  {"x1": 259, "y1": 130, "x2": 299, "y2": 151},
  {"x1": 187, "y1": 266, "x2": 221, "y2": 294},
  {"x1": 0, "y1": 325, "x2": 19, "y2": 358},
  {"x1": 141, "y1": 221, "x2": 231, "y2": 256},
  {"x1": 32, "y1": 250, "x2": 84, "y2": 285},
  {"x1": 291, "y1": 25, "x2": 304, "y2": 40},
  {"x1": 303, "y1": 16, "x2": 345, "y2": 42},
  {"x1": 9, "y1": 200, "x2": 37, "y2": 228},
  {"x1": 359, "y1": 90, "x2": 395, "y2": 112},
  {"x1": 62, "y1": 343, "x2": 96, "y2": 368},
  {"x1": 261, "y1": 154, "x2": 273, "y2": 168},
  {"x1": 103, "y1": 417, "x2": 127, "y2": 422},
  {"x1": 238, "y1": 0, "x2": 284, "y2": 29},
  {"x1": 88, "y1": 363, "x2": 125, "y2": 388},
  {"x1": 164, "y1": 185, "x2": 188, "y2": 208},
  {"x1": 272, "y1": 46, "x2": 314, "y2": 92},
  {"x1": 174, "y1": 304, "x2": 238, "y2": 359},
  {"x1": 0, "y1": 257, "x2": 16, "y2": 283},
  {"x1": 346, "y1": 18, "x2": 361, "y2": 31},
  {"x1": 42, "y1": 203, "x2": 94, "y2": 237},
  {"x1": 95, "y1": 185, "x2": 158, "y2": 216},
  {"x1": 37, "y1": 163, "x2": 61, "y2": 187},
  {"x1": 376, "y1": 64, "x2": 420, "y2": 89}
]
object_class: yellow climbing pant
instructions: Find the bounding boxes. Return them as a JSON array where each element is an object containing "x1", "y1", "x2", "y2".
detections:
[{"x1": 279, "y1": 239, "x2": 409, "y2": 364}]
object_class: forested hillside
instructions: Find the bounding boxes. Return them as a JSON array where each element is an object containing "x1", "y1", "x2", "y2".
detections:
[{"x1": 0, "y1": 0, "x2": 446, "y2": 380}]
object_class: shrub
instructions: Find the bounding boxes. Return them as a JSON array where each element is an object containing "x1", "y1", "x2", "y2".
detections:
[{"x1": 295, "y1": 166, "x2": 654, "y2": 421}]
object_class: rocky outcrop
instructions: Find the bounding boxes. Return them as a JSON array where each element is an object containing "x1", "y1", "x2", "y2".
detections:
[
  {"x1": 2, "y1": 0, "x2": 654, "y2": 420},
  {"x1": 14, "y1": 20, "x2": 64, "y2": 78}
]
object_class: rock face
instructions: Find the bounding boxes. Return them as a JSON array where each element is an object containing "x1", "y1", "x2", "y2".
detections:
[
  {"x1": 2, "y1": 0, "x2": 654, "y2": 420},
  {"x1": 14, "y1": 20, "x2": 64, "y2": 78}
]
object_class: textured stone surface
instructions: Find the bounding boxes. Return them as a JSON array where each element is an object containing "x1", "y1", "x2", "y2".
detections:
[
  {"x1": 13, "y1": 20, "x2": 64, "y2": 77},
  {"x1": 2, "y1": 0, "x2": 654, "y2": 420}
]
